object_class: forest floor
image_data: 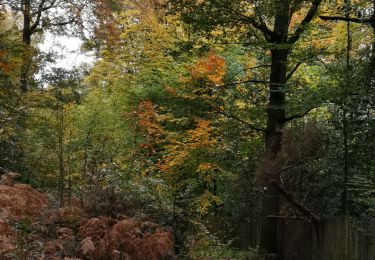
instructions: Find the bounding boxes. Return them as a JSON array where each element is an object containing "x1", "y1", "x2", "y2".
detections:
[{"x1": 0, "y1": 182, "x2": 174, "y2": 259}]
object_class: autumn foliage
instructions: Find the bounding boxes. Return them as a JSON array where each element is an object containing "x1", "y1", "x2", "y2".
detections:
[
  {"x1": 0, "y1": 50, "x2": 14, "y2": 75},
  {"x1": 0, "y1": 184, "x2": 49, "y2": 221},
  {"x1": 0, "y1": 219, "x2": 15, "y2": 256},
  {"x1": 181, "y1": 53, "x2": 227, "y2": 87},
  {"x1": 126, "y1": 100, "x2": 165, "y2": 157},
  {"x1": 78, "y1": 217, "x2": 174, "y2": 259},
  {"x1": 189, "y1": 53, "x2": 226, "y2": 85},
  {"x1": 0, "y1": 181, "x2": 174, "y2": 259}
]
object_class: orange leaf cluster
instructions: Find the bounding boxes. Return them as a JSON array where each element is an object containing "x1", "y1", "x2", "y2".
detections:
[
  {"x1": 189, "y1": 53, "x2": 226, "y2": 85},
  {"x1": 127, "y1": 100, "x2": 164, "y2": 156},
  {"x1": 94, "y1": 0, "x2": 120, "y2": 47},
  {"x1": 136, "y1": 101, "x2": 163, "y2": 134},
  {"x1": 289, "y1": 11, "x2": 306, "y2": 32},
  {"x1": 186, "y1": 119, "x2": 217, "y2": 149},
  {"x1": 159, "y1": 119, "x2": 217, "y2": 174},
  {"x1": 0, "y1": 50, "x2": 15, "y2": 75}
]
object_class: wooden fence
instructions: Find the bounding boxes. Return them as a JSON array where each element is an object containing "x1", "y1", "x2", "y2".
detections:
[{"x1": 209, "y1": 216, "x2": 375, "y2": 260}]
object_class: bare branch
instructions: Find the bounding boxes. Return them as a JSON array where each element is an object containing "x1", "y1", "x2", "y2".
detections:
[
  {"x1": 271, "y1": 180, "x2": 320, "y2": 222},
  {"x1": 254, "y1": 5, "x2": 271, "y2": 40},
  {"x1": 32, "y1": 0, "x2": 57, "y2": 14},
  {"x1": 218, "y1": 4, "x2": 275, "y2": 41},
  {"x1": 284, "y1": 107, "x2": 316, "y2": 122},
  {"x1": 236, "y1": 14, "x2": 275, "y2": 41},
  {"x1": 286, "y1": 47, "x2": 329, "y2": 81},
  {"x1": 30, "y1": 0, "x2": 47, "y2": 32},
  {"x1": 217, "y1": 111, "x2": 266, "y2": 132},
  {"x1": 49, "y1": 17, "x2": 77, "y2": 26},
  {"x1": 277, "y1": 159, "x2": 306, "y2": 175},
  {"x1": 286, "y1": 62, "x2": 302, "y2": 81},
  {"x1": 288, "y1": 0, "x2": 323, "y2": 44},
  {"x1": 218, "y1": 79, "x2": 269, "y2": 89},
  {"x1": 319, "y1": 15, "x2": 374, "y2": 25},
  {"x1": 227, "y1": 64, "x2": 271, "y2": 82}
]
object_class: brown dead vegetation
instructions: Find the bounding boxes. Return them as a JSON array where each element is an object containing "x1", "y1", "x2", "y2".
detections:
[
  {"x1": 0, "y1": 183, "x2": 49, "y2": 220},
  {"x1": 47, "y1": 206, "x2": 87, "y2": 225},
  {"x1": 78, "y1": 216, "x2": 174, "y2": 260},
  {"x1": 0, "y1": 172, "x2": 20, "y2": 186},
  {"x1": 0, "y1": 218, "x2": 16, "y2": 255},
  {"x1": 0, "y1": 182, "x2": 175, "y2": 259}
]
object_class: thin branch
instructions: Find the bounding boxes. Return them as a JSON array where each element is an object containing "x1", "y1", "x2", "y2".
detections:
[
  {"x1": 271, "y1": 180, "x2": 320, "y2": 222},
  {"x1": 319, "y1": 15, "x2": 374, "y2": 25},
  {"x1": 217, "y1": 111, "x2": 266, "y2": 132},
  {"x1": 284, "y1": 107, "x2": 316, "y2": 122},
  {"x1": 219, "y1": 4, "x2": 275, "y2": 41},
  {"x1": 236, "y1": 14, "x2": 274, "y2": 41},
  {"x1": 286, "y1": 62, "x2": 302, "y2": 81},
  {"x1": 318, "y1": 58, "x2": 340, "y2": 81},
  {"x1": 252, "y1": 4, "x2": 274, "y2": 42},
  {"x1": 219, "y1": 79, "x2": 269, "y2": 88},
  {"x1": 287, "y1": 46, "x2": 330, "y2": 80},
  {"x1": 30, "y1": 0, "x2": 47, "y2": 32},
  {"x1": 288, "y1": 0, "x2": 323, "y2": 44},
  {"x1": 228, "y1": 64, "x2": 271, "y2": 82},
  {"x1": 32, "y1": 0, "x2": 57, "y2": 14},
  {"x1": 277, "y1": 159, "x2": 306, "y2": 175},
  {"x1": 49, "y1": 17, "x2": 77, "y2": 26}
]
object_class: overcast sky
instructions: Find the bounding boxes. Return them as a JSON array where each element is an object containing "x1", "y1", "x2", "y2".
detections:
[{"x1": 38, "y1": 32, "x2": 96, "y2": 71}]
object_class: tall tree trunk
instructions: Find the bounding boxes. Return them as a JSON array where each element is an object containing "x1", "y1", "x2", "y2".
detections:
[
  {"x1": 66, "y1": 128, "x2": 73, "y2": 206},
  {"x1": 22, "y1": 0, "x2": 32, "y2": 45},
  {"x1": 342, "y1": 0, "x2": 352, "y2": 214},
  {"x1": 261, "y1": 0, "x2": 290, "y2": 258},
  {"x1": 58, "y1": 103, "x2": 65, "y2": 208},
  {"x1": 20, "y1": 0, "x2": 32, "y2": 92}
]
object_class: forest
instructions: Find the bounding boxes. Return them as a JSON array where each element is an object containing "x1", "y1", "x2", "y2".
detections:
[{"x1": 0, "y1": 0, "x2": 374, "y2": 259}]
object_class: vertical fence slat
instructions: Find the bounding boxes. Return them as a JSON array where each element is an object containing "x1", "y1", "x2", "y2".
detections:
[{"x1": 207, "y1": 216, "x2": 374, "y2": 259}]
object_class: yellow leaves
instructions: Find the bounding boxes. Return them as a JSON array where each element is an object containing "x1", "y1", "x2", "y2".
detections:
[
  {"x1": 164, "y1": 86, "x2": 177, "y2": 95},
  {"x1": 136, "y1": 101, "x2": 162, "y2": 132},
  {"x1": 235, "y1": 85, "x2": 248, "y2": 94},
  {"x1": 196, "y1": 190, "x2": 221, "y2": 215},
  {"x1": 93, "y1": 0, "x2": 177, "y2": 80},
  {"x1": 159, "y1": 119, "x2": 217, "y2": 176},
  {"x1": 210, "y1": 29, "x2": 223, "y2": 37},
  {"x1": 197, "y1": 163, "x2": 215, "y2": 172},
  {"x1": 196, "y1": 163, "x2": 217, "y2": 184},
  {"x1": 234, "y1": 100, "x2": 247, "y2": 109},
  {"x1": 186, "y1": 119, "x2": 217, "y2": 148},
  {"x1": 243, "y1": 5, "x2": 254, "y2": 17},
  {"x1": 289, "y1": 10, "x2": 306, "y2": 32},
  {"x1": 189, "y1": 53, "x2": 226, "y2": 85}
]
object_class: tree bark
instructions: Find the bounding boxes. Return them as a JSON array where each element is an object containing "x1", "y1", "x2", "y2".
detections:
[
  {"x1": 20, "y1": 0, "x2": 32, "y2": 92},
  {"x1": 58, "y1": 102, "x2": 65, "y2": 208},
  {"x1": 261, "y1": 0, "x2": 290, "y2": 257}
]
